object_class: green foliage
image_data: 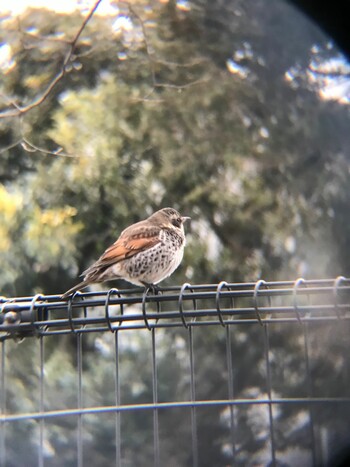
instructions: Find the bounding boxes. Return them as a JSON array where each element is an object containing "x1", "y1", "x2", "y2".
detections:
[
  {"x1": 1, "y1": 1, "x2": 349, "y2": 294},
  {"x1": 1, "y1": 0, "x2": 350, "y2": 465}
]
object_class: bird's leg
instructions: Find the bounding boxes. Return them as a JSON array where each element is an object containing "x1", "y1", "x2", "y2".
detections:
[{"x1": 141, "y1": 282, "x2": 159, "y2": 295}]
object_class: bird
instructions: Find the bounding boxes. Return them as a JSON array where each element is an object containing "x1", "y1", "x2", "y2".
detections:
[{"x1": 61, "y1": 207, "x2": 190, "y2": 299}]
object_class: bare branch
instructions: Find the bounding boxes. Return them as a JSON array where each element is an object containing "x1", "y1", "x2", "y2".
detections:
[
  {"x1": 124, "y1": 2, "x2": 207, "y2": 97},
  {"x1": 154, "y1": 57, "x2": 208, "y2": 68},
  {"x1": 124, "y1": 2, "x2": 157, "y2": 85},
  {"x1": 0, "y1": 91, "x2": 22, "y2": 112},
  {"x1": 21, "y1": 137, "x2": 76, "y2": 158},
  {"x1": 154, "y1": 77, "x2": 210, "y2": 89},
  {"x1": 0, "y1": 139, "x2": 24, "y2": 155},
  {"x1": 0, "y1": 1, "x2": 207, "y2": 118},
  {"x1": 69, "y1": 1, "x2": 102, "y2": 52},
  {"x1": 0, "y1": 0, "x2": 103, "y2": 119},
  {"x1": 0, "y1": 135, "x2": 76, "y2": 158},
  {"x1": 131, "y1": 76, "x2": 210, "y2": 103}
]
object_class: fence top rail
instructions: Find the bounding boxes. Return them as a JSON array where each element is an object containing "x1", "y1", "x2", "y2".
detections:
[{"x1": 1, "y1": 277, "x2": 349, "y2": 340}]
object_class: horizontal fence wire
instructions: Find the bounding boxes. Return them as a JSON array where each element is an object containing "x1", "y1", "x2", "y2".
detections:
[
  {"x1": 1, "y1": 277, "x2": 350, "y2": 467},
  {"x1": 0, "y1": 277, "x2": 350, "y2": 339}
]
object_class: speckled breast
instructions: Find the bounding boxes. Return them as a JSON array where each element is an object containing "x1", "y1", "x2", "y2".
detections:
[{"x1": 125, "y1": 228, "x2": 185, "y2": 284}]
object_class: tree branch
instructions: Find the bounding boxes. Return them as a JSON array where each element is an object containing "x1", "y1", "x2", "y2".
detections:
[
  {"x1": 0, "y1": 136, "x2": 75, "y2": 158},
  {"x1": 125, "y1": 2, "x2": 208, "y2": 100},
  {"x1": 0, "y1": 0, "x2": 103, "y2": 119}
]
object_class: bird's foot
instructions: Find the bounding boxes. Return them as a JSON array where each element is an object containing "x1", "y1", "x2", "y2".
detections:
[{"x1": 141, "y1": 282, "x2": 160, "y2": 295}]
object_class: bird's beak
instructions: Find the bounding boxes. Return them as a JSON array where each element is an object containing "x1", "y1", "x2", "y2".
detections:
[{"x1": 181, "y1": 216, "x2": 191, "y2": 223}]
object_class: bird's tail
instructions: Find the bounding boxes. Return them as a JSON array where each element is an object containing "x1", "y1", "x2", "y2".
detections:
[{"x1": 61, "y1": 281, "x2": 90, "y2": 300}]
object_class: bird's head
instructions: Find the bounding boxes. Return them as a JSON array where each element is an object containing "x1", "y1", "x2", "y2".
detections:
[{"x1": 150, "y1": 207, "x2": 190, "y2": 232}]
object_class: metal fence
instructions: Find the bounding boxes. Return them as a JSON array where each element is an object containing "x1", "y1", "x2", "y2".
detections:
[{"x1": 1, "y1": 278, "x2": 350, "y2": 467}]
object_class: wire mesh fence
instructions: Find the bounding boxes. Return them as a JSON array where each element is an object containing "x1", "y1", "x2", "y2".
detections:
[{"x1": 1, "y1": 278, "x2": 350, "y2": 466}]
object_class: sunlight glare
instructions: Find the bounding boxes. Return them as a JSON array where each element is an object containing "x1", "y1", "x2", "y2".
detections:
[{"x1": 0, "y1": 0, "x2": 118, "y2": 16}]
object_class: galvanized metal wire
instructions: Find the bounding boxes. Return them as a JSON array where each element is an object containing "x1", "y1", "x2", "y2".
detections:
[
  {"x1": 1, "y1": 277, "x2": 350, "y2": 467},
  {"x1": 1, "y1": 278, "x2": 349, "y2": 338}
]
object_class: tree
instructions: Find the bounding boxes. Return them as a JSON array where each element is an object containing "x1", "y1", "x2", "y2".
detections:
[{"x1": 1, "y1": 1, "x2": 350, "y2": 465}]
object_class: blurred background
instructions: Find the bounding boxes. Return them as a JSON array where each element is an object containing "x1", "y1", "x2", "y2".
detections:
[{"x1": 1, "y1": 1, "x2": 350, "y2": 466}]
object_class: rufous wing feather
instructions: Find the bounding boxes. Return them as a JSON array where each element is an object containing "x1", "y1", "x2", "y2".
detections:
[
  {"x1": 102, "y1": 235, "x2": 161, "y2": 262},
  {"x1": 81, "y1": 226, "x2": 162, "y2": 279}
]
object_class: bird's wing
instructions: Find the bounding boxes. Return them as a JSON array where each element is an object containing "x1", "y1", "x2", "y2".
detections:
[
  {"x1": 82, "y1": 225, "x2": 161, "y2": 277},
  {"x1": 103, "y1": 231, "x2": 161, "y2": 262}
]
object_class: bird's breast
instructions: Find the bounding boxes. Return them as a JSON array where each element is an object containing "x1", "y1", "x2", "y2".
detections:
[
  {"x1": 101, "y1": 227, "x2": 186, "y2": 286},
  {"x1": 159, "y1": 228, "x2": 185, "y2": 247}
]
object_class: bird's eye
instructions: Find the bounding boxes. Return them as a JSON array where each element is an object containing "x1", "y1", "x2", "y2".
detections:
[{"x1": 172, "y1": 217, "x2": 182, "y2": 228}]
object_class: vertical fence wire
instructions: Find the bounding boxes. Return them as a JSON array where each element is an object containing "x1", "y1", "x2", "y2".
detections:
[
  {"x1": 254, "y1": 280, "x2": 277, "y2": 465},
  {"x1": 77, "y1": 333, "x2": 83, "y2": 467},
  {"x1": 225, "y1": 325, "x2": 236, "y2": 464},
  {"x1": 189, "y1": 327, "x2": 198, "y2": 467},
  {"x1": 38, "y1": 336, "x2": 45, "y2": 467},
  {"x1": 0, "y1": 340, "x2": 5, "y2": 467},
  {"x1": 1, "y1": 280, "x2": 350, "y2": 467},
  {"x1": 263, "y1": 323, "x2": 276, "y2": 466},
  {"x1": 296, "y1": 280, "x2": 317, "y2": 466},
  {"x1": 151, "y1": 328, "x2": 160, "y2": 467},
  {"x1": 114, "y1": 332, "x2": 121, "y2": 467},
  {"x1": 302, "y1": 322, "x2": 317, "y2": 466}
]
